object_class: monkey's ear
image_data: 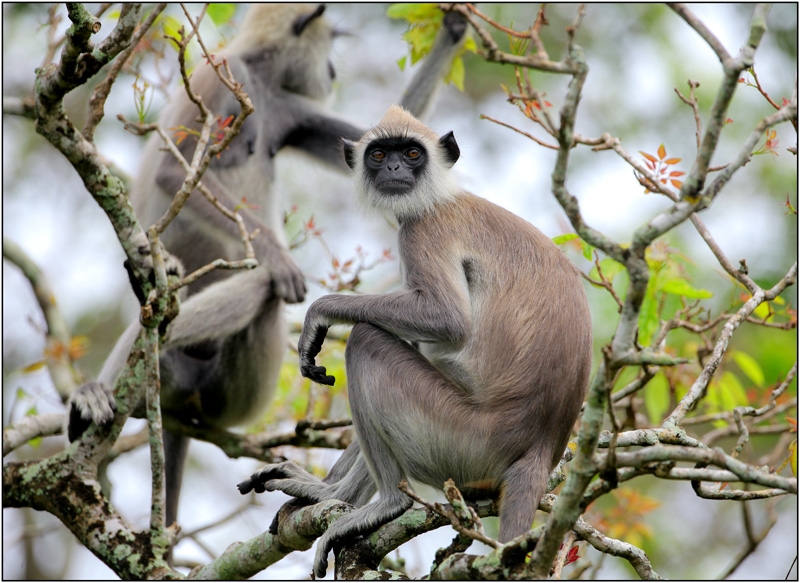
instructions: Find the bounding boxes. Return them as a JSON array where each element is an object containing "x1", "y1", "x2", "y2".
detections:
[
  {"x1": 342, "y1": 138, "x2": 358, "y2": 170},
  {"x1": 293, "y1": 4, "x2": 325, "y2": 36},
  {"x1": 439, "y1": 131, "x2": 460, "y2": 167}
]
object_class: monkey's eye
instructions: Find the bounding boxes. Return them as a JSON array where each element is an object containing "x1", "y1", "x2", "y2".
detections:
[
  {"x1": 405, "y1": 148, "x2": 421, "y2": 159},
  {"x1": 370, "y1": 149, "x2": 386, "y2": 162}
]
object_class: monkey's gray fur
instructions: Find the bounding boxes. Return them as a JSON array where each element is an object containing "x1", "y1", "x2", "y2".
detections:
[
  {"x1": 238, "y1": 105, "x2": 593, "y2": 577},
  {"x1": 67, "y1": 6, "x2": 467, "y2": 531}
]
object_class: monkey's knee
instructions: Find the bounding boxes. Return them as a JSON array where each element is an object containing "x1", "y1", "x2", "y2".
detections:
[
  {"x1": 345, "y1": 322, "x2": 409, "y2": 363},
  {"x1": 66, "y1": 381, "x2": 117, "y2": 442}
]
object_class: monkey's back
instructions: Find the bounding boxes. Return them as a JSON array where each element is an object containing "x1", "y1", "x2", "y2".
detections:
[{"x1": 405, "y1": 192, "x2": 592, "y2": 462}]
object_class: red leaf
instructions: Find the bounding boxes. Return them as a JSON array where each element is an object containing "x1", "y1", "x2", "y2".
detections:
[
  {"x1": 670, "y1": 179, "x2": 683, "y2": 189},
  {"x1": 660, "y1": 178, "x2": 667, "y2": 184},
  {"x1": 663, "y1": 157, "x2": 681, "y2": 165},
  {"x1": 565, "y1": 545, "x2": 580, "y2": 566},
  {"x1": 645, "y1": 159, "x2": 656, "y2": 171},
  {"x1": 640, "y1": 151, "x2": 658, "y2": 163},
  {"x1": 669, "y1": 170, "x2": 685, "y2": 177},
  {"x1": 657, "y1": 144, "x2": 667, "y2": 160}
]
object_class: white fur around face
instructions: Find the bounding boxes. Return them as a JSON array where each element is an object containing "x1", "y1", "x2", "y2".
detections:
[{"x1": 350, "y1": 106, "x2": 461, "y2": 224}]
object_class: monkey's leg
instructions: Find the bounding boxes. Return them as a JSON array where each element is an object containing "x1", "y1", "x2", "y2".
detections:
[
  {"x1": 238, "y1": 441, "x2": 375, "y2": 504},
  {"x1": 314, "y1": 322, "x2": 472, "y2": 578},
  {"x1": 260, "y1": 440, "x2": 377, "y2": 535},
  {"x1": 496, "y1": 449, "x2": 551, "y2": 543}
]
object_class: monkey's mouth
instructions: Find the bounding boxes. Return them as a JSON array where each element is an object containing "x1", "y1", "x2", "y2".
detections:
[{"x1": 377, "y1": 179, "x2": 413, "y2": 195}]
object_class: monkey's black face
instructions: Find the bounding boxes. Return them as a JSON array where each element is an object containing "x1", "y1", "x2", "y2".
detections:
[{"x1": 364, "y1": 138, "x2": 427, "y2": 196}]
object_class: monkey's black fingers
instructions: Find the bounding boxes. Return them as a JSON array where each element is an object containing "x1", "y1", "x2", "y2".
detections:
[
  {"x1": 301, "y1": 364, "x2": 336, "y2": 386},
  {"x1": 238, "y1": 464, "x2": 297, "y2": 495},
  {"x1": 237, "y1": 478, "x2": 259, "y2": 495}
]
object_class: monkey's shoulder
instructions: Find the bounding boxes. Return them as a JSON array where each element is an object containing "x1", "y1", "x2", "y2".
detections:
[{"x1": 418, "y1": 192, "x2": 554, "y2": 248}]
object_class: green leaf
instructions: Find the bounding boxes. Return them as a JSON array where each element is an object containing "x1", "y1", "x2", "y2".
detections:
[
  {"x1": 643, "y1": 373, "x2": 669, "y2": 425},
  {"x1": 162, "y1": 15, "x2": 184, "y2": 44},
  {"x1": 387, "y1": 3, "x2": 441, "y2": 24},
  {"x1": 464, "y1": 35, "x2": 478, "y2": 54},
  {"x1": 404, "y1": 24, "x2": 437, "y2": 63},
  {"x1": 444, "y1": 56, "x2": 465, "y2": 91},
  {"x1": 661, "y1": 278, "x2": 713, "y2": 299},
  {"x1": 207, "y1": 3, "x2": 236, "y2": 26},
  {"x1": 752, "y1": 300, "x2": 771, "y2": 320},
  {"x1": 552, "y1": 233, "x2": 580, "y2": 246},
  {"x1": 579, "y1": 239, "x2": 595, "y2": 261},
  {"x1": 638, "y1": 277, "x2": 660, "y2": 347},
  {"x1": 396, "y1": 55, "x2": 407, "y2": 71},
  {"x1": 731, "y1": 350, "x2": 765, "y2": 387},
  {"x1": 718, "y1": 371, "x2": 749, "y2": 409}
]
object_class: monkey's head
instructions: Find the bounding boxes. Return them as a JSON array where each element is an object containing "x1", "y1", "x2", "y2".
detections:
[
  {"x1": 343, "y1": 105, "x2": 461, "y2": 223},
  {"x1": 231, "y1": 4, "x2": 339, "y2": 100}
]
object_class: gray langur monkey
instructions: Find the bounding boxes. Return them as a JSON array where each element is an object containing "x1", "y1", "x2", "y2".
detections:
[
  {"x1": 67, "y1": 6, "x2": 467, "y2": 531},
  {"x1": 237, "y1": 105, "x2": 593, "y2": 578}
]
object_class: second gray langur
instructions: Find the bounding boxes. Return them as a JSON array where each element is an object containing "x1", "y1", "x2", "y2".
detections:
[
  {"x1": 67, "y1": 4, "x2": 467, "y2": 531},
  {"x1": 238, "y1": 105, "x2": 593, "y2": 577}
]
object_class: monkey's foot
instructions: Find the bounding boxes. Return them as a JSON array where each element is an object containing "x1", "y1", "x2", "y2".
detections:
[
  {"x1": 67, "y1": 381, "x2": 117, "y2": 442},
  {"x1": 237, "y1": 461, "x2": 313, "y2": 495}
]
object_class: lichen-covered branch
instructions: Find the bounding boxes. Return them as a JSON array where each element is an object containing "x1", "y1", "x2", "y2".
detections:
[{"x1": 2, "y1": 414, "x2": 64, "y2": 456}]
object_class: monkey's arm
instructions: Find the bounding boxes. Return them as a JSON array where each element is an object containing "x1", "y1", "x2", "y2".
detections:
[
  {"x1": 278, "y1": 12, "x2": 467, "y2": 173},
  {"x1": 279, "y1": 102, "x2": 364, "y2": 172},
  {"x1": 154, "y1": 154, "x2": 306, "y2": 304},
  {"x1": 398, "y1": 12, "x2": 467, "y2": 118},
  {"x1": 299, "y1": 239, "x2": 469, "y2": 384}
]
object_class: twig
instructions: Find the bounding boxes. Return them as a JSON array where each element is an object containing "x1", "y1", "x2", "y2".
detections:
[
  {"x1": 480, "y1": 113, "x2": 558, "y2": 149},
  {"x1": 2, "y1": 414, "x2": 64, "y2": 456},
  {"x1": 464, "y1": 2, "x2": 534, "y2": 38},
  {"x1": 667, "y1": 3, "x2": 731, "y2": 64},
  {"x1": 2, "y1": 239, "x2": 79, "y2": 399},
  {"x1": 572, "y1": 517, "x2": 663, "y2": 580},
  {"x1": 665, "y1": 265, "x2": 797, "y2": 426},
  {"x1": 83, "y1": 4, "x2": 167, "y2": 141},
  {"x1": 674, "y1": 79, "x2": 703, "y2": 151},
  {"x1": 551, "y1": 532, "x2": 577, "y2": 579},
  {"x1": 398, "y1": 481, "x2": 500, "y2": 549}
]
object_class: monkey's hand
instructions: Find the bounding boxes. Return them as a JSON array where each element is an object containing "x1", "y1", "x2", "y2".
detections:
[
  {"x1": 124, "y1": 232, "x2": 185, "y2": 306},
  {"x1": 442, "y1": 10, "x2": 467, "y2": 44},
  {"x1": 66, "y1": 381, "x2": 117, "y2": 442},
  {"x1": 298, "y1": 315, "x2": 335, "y2": 385},
  {"x1": 261, "y1": 239, "x2": 307, "y2": 304}
]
